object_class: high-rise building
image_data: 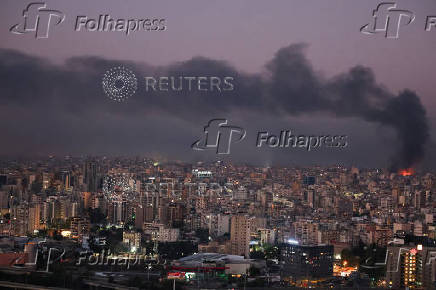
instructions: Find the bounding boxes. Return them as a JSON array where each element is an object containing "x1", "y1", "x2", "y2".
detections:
[
  {"x1": 82, "y1": 192, "x2": 92, "y2": 210},
  {"x1": 0, "y1": 191, "x2": 9, "y2": 209},
  {"x1": 259, "y1": 228, "x2": 277, "y2": 245},
  {"x1": 112, "y1": 201, "x2": 125, "y2": 224},
  {"x1": 70, "y1": 217, "x2": 90, "y2": 239},
  {"x1": 144, "y1": 205, "x2": 154, "y2": 222},
  {"x1": 303, "y1": 176, "x2": 316, "y2": 185},
  {"x1": 50, "y1": 199, "x2": 61, "y2": 221},
  {"x1": 158, "y1": 226, "x2": 180, "y2": 242},
  {"x1": 386, "y1": 243, "x2": 436, "y2": 289},
  {"x1": 84, "y1": 161, "x2": 98, "y2": 192},
  {"x1": 304, "y1": 190, "x2": 316, "y2": 208},
  {"x1": 60, "y1": 171, "x2": 71, "y2": 190},
  {"x1": 230, "y1": 215, "x2": 250, "y2": 258},
  {"x1": 28, "y1": 203, "x2": 41, "y2": 233},
  {"x1": 12, "y1": 204, "x2": 28, "y2": 236},
  {"x1": 123, "y1": 231, "x2": 141, "y2": 251},
  {"x1": 71, "y1": 202, "x2": 79, "y2": 218},
  {"x1": 414, "y1": 191, "x2": 425, "y2": 210},
  {"x1": 294, "y1": 221, "x2": 320, "y2": 245},
  {"x1": 42, "y1": 172, "x2": 51, "y2": 190},
  {"x1": 168, "y1": 203, "x2": 184, "y2": 227},
  {"x1": 135, "y1": 205, "x2": 144, "y2": 230},
  {"x1": 260, "y1": 191, "x2": 273, "y2": 209},
  {"x1": 208, "y1": 213, "x2": 230, "y2": 237}
]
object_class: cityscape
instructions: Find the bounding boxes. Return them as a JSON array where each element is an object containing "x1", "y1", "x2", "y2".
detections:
[
  {"x1": 0, "y1": 157, "x2": 434, "y2": 289},
  {"x1": 2, "y1": 0, "x2": 436, "y2": 289}
]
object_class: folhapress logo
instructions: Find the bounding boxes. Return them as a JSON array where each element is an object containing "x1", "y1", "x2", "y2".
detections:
[
  {"x1": 361, "y1": 2, "x2": 415, "y2": 39},
  {"x1": 10, "y1": 3, "x2": 166, "y2": 39},
  {"x1": 10, "y1": 2, "x2": 65, "y2": 39},
  {"x1": 192, "y1": 120, "x2": 348, "y2": 155},
  {"x1": 192, "y1": 119, "x2": 246, "y2": 155}
]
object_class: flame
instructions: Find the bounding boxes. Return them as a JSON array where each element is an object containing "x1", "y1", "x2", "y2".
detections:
[{"x1": 399, "y1": 168, "x2": 414, "y2": 176}]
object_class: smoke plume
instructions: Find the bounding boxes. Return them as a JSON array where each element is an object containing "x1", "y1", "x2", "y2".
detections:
[{"x1": 0, "y1": 44, "x2": 429, "y2": 168}]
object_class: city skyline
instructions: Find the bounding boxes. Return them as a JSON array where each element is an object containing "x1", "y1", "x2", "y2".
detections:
[
  {"x1": 0, "y1": 0, "x2": 436, "y2": 169},
  {"x1": 1, "y1": 1, "x2": 436, "y2": 289}
]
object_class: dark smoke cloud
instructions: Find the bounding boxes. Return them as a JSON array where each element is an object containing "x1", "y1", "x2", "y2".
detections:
[
  {"x1": 266, "y1": 45, "x2": 429, "y2": 169},
  {"x1": 0, "y1": 44, "x2": 429, "y2": 168}
]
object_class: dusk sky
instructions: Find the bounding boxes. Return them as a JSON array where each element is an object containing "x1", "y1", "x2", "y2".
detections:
[{"x1": 1, "y1": 0, "x2": 436, "y2": 169}]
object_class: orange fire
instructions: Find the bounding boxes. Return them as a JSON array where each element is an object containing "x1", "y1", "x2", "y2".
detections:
[{"x1": 399, "y1": 168, "x2": 414, "y2": 176}]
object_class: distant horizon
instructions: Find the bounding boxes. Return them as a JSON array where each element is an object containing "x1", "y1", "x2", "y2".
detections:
[
  {"x1": 0, "y1": 154, "x2": 431, "y2": 174},
  {"x1": 1, "y1": 2, "x2": 436, "y2": 289},
  {"x1": 1, "y1": 0, "x2": 436, "y2": 169}
]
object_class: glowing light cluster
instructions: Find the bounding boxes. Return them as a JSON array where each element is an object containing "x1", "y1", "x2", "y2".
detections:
[{"x1": 399, "y1": 168, "x2": 414, "y2": 176}]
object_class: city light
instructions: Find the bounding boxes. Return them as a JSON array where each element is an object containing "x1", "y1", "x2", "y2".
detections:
[{"x1": 287, "y1": 239, "x2": 299, "y2": 245}]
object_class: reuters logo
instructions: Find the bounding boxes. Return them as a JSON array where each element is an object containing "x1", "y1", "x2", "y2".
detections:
[{"x1": 102, "y1": 66, "x2": 137, "y2": 102}]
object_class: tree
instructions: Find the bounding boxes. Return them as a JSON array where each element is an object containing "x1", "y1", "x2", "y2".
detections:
[
  {"x1": 158, "y1": 241, "x2": 197, "y2": 260},
  {"x1": 264, "y1": 244, "x2": 280, "y2": 260},
  {"x1": 87, "y1": 208, "x2": 106, "y2": 224},
  {"x1": 114, "y1": 242, "x2": 129, "y2": 253}
]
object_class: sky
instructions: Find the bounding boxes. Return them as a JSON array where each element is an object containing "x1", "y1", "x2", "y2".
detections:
[{"x1": 0, "y1": 0, "x2": 435, "y2": 169}]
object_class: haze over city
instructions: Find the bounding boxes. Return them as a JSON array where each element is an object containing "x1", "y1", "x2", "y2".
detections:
[{"x1": 1, "y1": 1, "x2": 436, "y2": 290}]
